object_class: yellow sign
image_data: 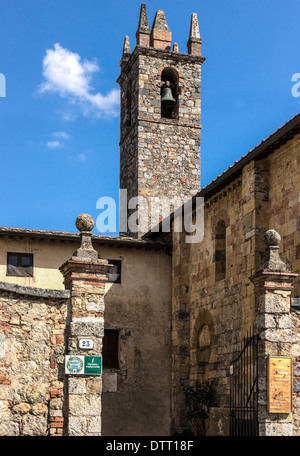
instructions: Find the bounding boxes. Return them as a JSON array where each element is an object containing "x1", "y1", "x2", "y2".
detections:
[{"x1": 268, "y1": 356, "x2": 292, "y2": 413}]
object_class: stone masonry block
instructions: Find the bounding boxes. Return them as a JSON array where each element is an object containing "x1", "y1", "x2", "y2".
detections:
[
  {"x1": 258, "y1": 294, "x2": 290, "y2": 314},
  {"x1": 86, "y1": 416, "x2": 101, "y2": 435},
  {"x1": 68, "y1": 416, "x2": 87, "y2": 436},
  {"x1": 256, "y1": 313, "x2": 276, "y2": 331},
  {"x1": 70, "y1": 317, "x2": 104, "y2": 337},
  {"x1": 294, "y1": 362, "x2": 300, "y2": 377},
  {"x1": 68, "y1": 377, "x2": 87, "y2": 395},
  {"x1": 277, "y1": 314, "x2": 292, "y2": 329},
  {"x1": 69, "y1": 394, "x2": 101, "y2": 417},
  {"x1": 293, "y1": 379, "x2": 300, "y2": 393},
  {"x1": 260, "y1": 328, "x2": 291, "y2": 343},
  {"x1": 260, "y1": 422, "x2": 292, "y2": 437}
]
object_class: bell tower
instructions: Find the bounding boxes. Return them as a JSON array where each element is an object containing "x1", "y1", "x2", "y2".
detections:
[{"x1": 117, "y1": 4, "x2": 205, "y2": 237}]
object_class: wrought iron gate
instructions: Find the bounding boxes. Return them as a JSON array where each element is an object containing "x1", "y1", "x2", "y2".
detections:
[{"x1": 229, "y1": 326, "x2": 258, "y2": 436}]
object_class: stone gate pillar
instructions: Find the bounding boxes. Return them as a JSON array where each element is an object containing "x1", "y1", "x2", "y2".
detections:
[
  {"x1": 251, "y1": 230, "x2": 298, "y2": 436},
  {"x1": 59, "y1": 214, "x2": 111, "y2": 436}
]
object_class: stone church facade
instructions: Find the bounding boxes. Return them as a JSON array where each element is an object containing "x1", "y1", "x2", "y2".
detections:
[{"x1": 0, "y1": 4, "x2": 300, "y2": 436}]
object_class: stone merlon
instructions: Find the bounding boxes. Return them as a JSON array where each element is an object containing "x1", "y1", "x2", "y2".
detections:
[
  {"x1": 136, "y1": 3, "x2": 150, "y2": 47},
  {"x1": 187, "y1": 13, "x2": 202, "y2": 55},
  {"x1": 150, "y1": 9, "x2": 172, "y2": 50}
]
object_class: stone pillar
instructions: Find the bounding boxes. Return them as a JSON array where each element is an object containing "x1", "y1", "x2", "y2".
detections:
[
  {"x1": 59, "y1": 214, "x2": 111, "y2": 436},
  {"x1": 251, "y1": 229, "x2": 298, "y2": 436},
  {"x1": 241, "y1": 158, "x2": 270, "y2": 332}
]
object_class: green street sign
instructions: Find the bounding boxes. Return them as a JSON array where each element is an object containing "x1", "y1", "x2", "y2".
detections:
[
  {"x1": 84, "y1": 356, "x2": 102, "y2": 375},
  {"x1": 65, "y1": 355, "x2": 102, "y2": 375}
]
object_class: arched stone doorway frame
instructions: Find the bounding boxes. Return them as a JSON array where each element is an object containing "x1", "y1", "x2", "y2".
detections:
[{"x1": 190, "y1": 309, "x2": 216, "y2": 383}]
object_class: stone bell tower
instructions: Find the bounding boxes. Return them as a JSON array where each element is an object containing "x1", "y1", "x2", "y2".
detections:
[{"x1": 117, "y1": 4, "x2": 205, "y2": 237}]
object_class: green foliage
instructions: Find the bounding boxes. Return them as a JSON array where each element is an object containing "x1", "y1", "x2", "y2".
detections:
[{"x1": 183, "y1": 379, "x2": 216, "y2": 436}]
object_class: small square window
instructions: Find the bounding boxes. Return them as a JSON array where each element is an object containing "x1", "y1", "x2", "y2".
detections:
[
  {"x1": 107, "y1": 260, "x2": 122, "y2": 283},
  {"x1": 7, "y1": 252, "x2": 33, "y2": 277},
  {"x1": 103, "y1": 329, "x2": 119, "y2": 369}
]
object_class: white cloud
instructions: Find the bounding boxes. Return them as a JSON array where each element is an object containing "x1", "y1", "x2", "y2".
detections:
[
  {"x1": 78, "y1": 153, "x2": 86, "y2": 161},
  {"x1": 39, "y1": 43, "x2": 119, "y2": 118},
  {"x1": 46, "y1": 131, "x2": 72, "y2": 149},
  {"x1": 53, "y1": 131, "x2": 72, "y2": 140},
  {"x1": 47, "y1": 140, "x2": 64, "y2": 148}
]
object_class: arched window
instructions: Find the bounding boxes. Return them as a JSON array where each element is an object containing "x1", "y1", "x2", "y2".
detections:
[
  {"x1": 198, "y1": 324, "x2": 211, "y2": 364},
  {"x1": 215, "y1": 220, "x2": 226, "y2": 282},
  {"x1": 160, "y1": 67, "x2": 179, "y2": 119},
  {"x1": 190, "y1": 311, "x2": 215, "y2": 384}
]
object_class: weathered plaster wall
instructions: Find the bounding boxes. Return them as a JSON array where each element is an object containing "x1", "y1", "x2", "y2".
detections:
[
  {"x1": 102, "y1": 248, "x2": 172, "y2": 435},
  {"x1": 0, "y1": 237, "x2": 73, "y2": 290}
]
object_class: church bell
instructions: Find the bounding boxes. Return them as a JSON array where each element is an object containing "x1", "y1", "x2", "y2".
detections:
[{"x1": 161, "y1": 85, "x2": 176, "y2": 106}]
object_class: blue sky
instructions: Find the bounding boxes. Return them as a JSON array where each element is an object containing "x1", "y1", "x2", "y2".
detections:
[{"x1": 1, "y1": 0, "x2": 300, "y2": 234}]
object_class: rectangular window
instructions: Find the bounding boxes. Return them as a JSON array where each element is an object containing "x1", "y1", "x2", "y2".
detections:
[
  {"x1": 107, "y1": 259, "x2": 122, "y2": 283},
  {"x1": 7, "y1": 252, "x2": 33, "y2": 277},
  {"x1": 103, "y1": 329, "x2": 119, "y2": 369}
]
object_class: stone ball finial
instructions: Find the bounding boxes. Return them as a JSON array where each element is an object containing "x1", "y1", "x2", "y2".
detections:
[
  {"x1": 75, "y1": 214, "x2": 95, "y2": 233},
  {"x1": 263, "y1": 229, "x2": 281, "y2": 247}
]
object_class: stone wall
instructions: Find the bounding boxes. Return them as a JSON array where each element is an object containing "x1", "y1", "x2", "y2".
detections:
[
  {"x1": 137, "y1": 51, "x2": 202, "y2": 201},
  {"x1": 268, "y1": 135, "x2": 300, "y2": 297},
  {"x1": 0, "y1": 283, "x2": 69, "y2": 436},
  {"x1": 170, "y1": 135, "x2": 300, "y2": 435},
  {"x1": 171, "y1": 177, "x2": 244, "y2": 433}
]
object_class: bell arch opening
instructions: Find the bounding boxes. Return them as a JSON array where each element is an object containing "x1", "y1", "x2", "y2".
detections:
[{"x1": 160, "y1": 67, "x2": 179, "y2": 119}]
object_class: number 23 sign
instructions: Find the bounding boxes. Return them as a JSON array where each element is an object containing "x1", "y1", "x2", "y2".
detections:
[{"x1": 78, "y1": 338, "x2": 94, "y2": 349}]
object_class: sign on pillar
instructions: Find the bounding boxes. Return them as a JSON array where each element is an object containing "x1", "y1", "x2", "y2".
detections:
[{"x1": 65, "y1": 355, "x2": 102, "y2": 375}]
